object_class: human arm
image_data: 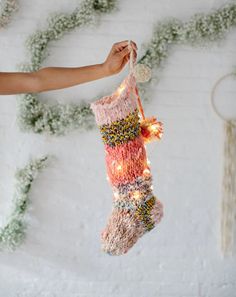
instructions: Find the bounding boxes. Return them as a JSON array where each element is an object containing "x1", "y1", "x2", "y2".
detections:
[{"x1": 0, "y1": 40, "x2": 137, "y2": 95}]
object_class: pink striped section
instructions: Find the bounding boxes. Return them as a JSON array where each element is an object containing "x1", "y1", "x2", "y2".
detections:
[{"x1": 105, "y1": 136, "x2": 148, "y2": 186}]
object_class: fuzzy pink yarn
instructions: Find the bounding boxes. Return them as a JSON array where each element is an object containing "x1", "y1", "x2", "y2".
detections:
[
  {"x1": 90, "y1": 68, "x2": 163, "y2": 255},
  {"x1": 101, "y1": 208, "x2": 145, "y2": 255},
  {"x1": 90, "y1": 75, "x2": 137, "y2": 126},
  {"x1": 105, "y1": 136, "x2": 147, "y2": 186}
]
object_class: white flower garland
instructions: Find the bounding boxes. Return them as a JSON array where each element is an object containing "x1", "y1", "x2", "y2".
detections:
[
  {"x1": 18, "y1": 0, "x2": 117, "y2": 135},
  {"x1": 138, "y1": 2, "x2": 236, "y2": 101},
  {"x1": 0, "y1": 156, "x2": 48, "y2": 250},
  {"x1": 18, "y1": 1, "x2": 236, "y2": 135},
  {"x1": 0, "y1": 0, "x2": 18, "y2": 28}
]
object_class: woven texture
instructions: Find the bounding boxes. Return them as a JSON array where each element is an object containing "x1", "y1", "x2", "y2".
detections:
[{"x1": 91, "y1": 73, "x2": 163, "y2": 255}]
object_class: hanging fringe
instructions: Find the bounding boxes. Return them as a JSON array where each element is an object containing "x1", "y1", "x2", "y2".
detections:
[{"x1": 221, "y1": 121, "x2": 236, "y2": 255}]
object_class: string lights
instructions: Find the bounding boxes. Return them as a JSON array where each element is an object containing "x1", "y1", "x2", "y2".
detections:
[
  {"x1": 116, "y1": 83, "x2": 126, "y2": 96},
  {"x1": 116, "y1": 164, "x2": 122, "y2": 171},
  {"x1": 132, "y1": 190, "x2": 141, "y2": 200},
  {"x1": 143, "y1": 168, "x2": 151, "y2": 176}
]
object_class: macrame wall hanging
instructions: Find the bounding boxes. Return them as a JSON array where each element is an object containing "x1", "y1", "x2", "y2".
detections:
[
  {"x1": 90, "y1": 42, "x2": 163, "y2": 255},
  {"x1": 211, "y1": 71, "x2": 236, "y2": 256}
]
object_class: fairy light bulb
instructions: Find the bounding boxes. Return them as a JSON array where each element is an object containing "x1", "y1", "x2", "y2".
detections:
[
  {"x1": 114, "y1": 192, "x2": 119, "y2": 199},
  {"x1": 117, "y1": 164, "x2": 122, "y2": 171},
  {"x1": 106, "y1": 175, "x2": 110, "y2": 182},
  {"x1": 150, "y1": 185, "x2": 154, "y2": 190},
  {"x1": 143, "y1": 168, "x2": 150, "y2": 176},
  {"x1": 147, "y1": 159, "x2": 151, "y2": 165},
  {"x1": 151, "y1": 124, "x2": 159, "y2": 131},
  {"x1": 133, "y1": 190, "x2": 141, "y2": 200},
  {"x1": 117, "y1": 83, "x2": 126, "y2": 95}
]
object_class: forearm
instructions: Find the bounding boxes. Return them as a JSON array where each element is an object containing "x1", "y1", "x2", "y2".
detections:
[
  {"x1": 36, "y1": 63, "x2": 109, "y2": 92},
  {"x1": 0, "y1": 63, "x2": 109, "y2": 95}
]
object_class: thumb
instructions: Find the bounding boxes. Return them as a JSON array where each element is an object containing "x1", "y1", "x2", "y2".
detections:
[{"x1": 120, "y1": 55, "x2": 130, "y2": 70}]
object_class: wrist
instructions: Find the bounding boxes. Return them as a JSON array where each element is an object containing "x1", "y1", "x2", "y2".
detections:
[{"x1": 100, "y1": 62, "x2": 112, "y2": 77}]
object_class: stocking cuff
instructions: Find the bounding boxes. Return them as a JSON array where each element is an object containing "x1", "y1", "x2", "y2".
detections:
[{"x1": 90, "y1": 74, "x2": 137, "y2": 126}]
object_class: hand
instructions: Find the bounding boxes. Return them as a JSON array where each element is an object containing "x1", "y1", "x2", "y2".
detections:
[{"x1": 102, "y1": 40, "x2": 137, "y2": 76}]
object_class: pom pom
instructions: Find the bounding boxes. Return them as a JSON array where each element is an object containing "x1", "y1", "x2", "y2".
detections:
[
  {"x1": 140, "y1": 117, "x2": 163, "y2": 143},
  {"x1": 134, "y1": 64, "x2": 152, "y2": 83}
]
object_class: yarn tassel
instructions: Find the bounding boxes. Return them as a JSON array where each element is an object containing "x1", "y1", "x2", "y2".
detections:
[
  {"x1": 133, "y1": 86, "x2": 163, "y2": 144},
  {"x1": 140, "y1": 117, "x2": 163, "y2": 143}
]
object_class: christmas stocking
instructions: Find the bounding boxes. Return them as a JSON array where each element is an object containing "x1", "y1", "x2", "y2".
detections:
[{"x1": 90, "y1": 44, "x2": 163, "y2": 255}]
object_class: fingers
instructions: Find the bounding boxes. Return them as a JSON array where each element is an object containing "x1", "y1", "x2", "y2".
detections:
[
  {"x1": 129, "y1": 40, "x2": 137, "y2": 51},
  {"x1": 119, "y1": 46, "x2": 130, "y2": 58},
  {"x1": 120, "y1": 55, "x2": 130, "y2": 70},
  {"x1": 119, "y1": 46, "x2": 137, "y2": 63},
  {"x1": 112, "y1": 40, "x2": 137, "y2": 52}
]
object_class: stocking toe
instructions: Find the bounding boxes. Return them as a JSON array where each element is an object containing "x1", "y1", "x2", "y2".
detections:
[{"x1": 101, "y1": 209, "x2": 144, "y2": 255}]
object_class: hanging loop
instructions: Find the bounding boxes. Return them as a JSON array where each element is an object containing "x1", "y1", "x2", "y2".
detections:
[
  {"x1": 128, "y1": 40, "x2": 135, "y2": 74},
  {"x1": 211, "y1": 72, "x2": 236, "y2": 127},
  {"x1": 127, "y1": 40, "x2": 145, "y2": 120}
]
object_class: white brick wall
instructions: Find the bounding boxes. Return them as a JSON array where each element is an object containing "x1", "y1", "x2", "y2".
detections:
[{"x1": 0, "y1": 0, "x2": 236, "y2": 296}]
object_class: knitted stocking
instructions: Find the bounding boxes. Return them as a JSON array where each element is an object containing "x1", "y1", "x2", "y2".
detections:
[{"x1": 91, "y1": 51, "x2": 163, "y2": 256}]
